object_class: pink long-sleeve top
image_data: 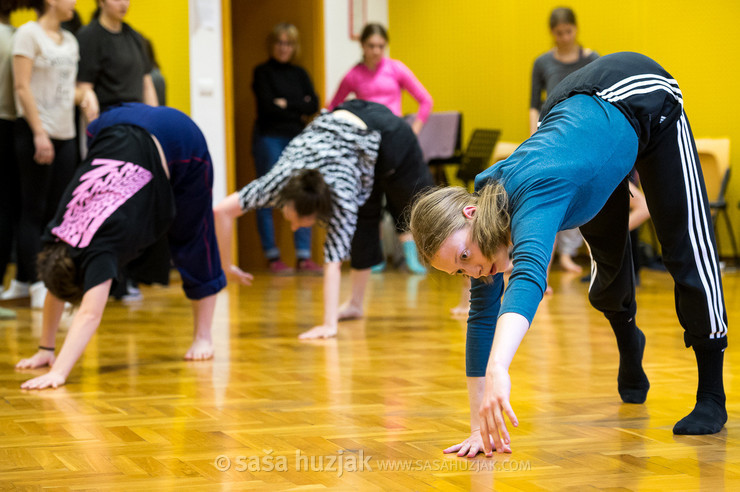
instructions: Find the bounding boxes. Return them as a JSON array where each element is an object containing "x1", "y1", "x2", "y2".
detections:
[{"x1": 327, "y1": 57, "x2": 433, "y2": 123}]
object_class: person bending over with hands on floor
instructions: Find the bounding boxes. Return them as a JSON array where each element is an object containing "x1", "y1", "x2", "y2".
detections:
[
  {"x1": 16, "y1": 104, "x2": 233, "y2": 389},
  {"x1": 410, "y1": 52, "x2": 728, "y2": 456},
  {"x1": 214, "y1": 100, "x2": 433, "y2": 339}
]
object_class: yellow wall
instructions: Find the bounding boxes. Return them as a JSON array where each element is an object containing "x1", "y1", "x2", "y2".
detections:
[
  {"x1": 11, "y1": 0, "x2": 190, "y2": 114},
  {"x1": 389, "y1": 0, "x2": 740, "y2": 256}
]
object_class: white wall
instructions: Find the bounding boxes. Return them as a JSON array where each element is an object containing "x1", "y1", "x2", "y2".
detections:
[
  {"x1": 187, "y1": 0, "x2": 390, "y2": 203},
  {"x1": 189, "y1": 0, "x2": 227, "y2": 203},
  {"x1": 323, "y1": 0, "x2": 389, "y2": 101}
]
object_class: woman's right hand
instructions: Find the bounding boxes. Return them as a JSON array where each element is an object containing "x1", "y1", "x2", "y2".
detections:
[
  {"x1": 15, "y1": 350, "x2": 56, "y2": 370},
  {"x1": 443, "y1": 430, "x2": 510, "y2": 457},
  {"x1": 479, "y1": 362, "x2": 519, "y2": 455},
  {"x1": 33, "y1": 132, "x2": 54, "y2": 164},
  {"x1": 226, "y1": 264, "x2": 254, "y2": 286}
]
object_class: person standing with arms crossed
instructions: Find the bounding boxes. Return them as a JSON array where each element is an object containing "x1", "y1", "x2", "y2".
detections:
[{"x1": 252, "y1": 23, "x2": 321, "y2": 275}]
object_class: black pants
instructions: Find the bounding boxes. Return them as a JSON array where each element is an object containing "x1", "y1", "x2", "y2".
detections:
[
  {"x1": 580, "y1": 101, "x2": 727, "y2": 351},
  {"x1": 340, "y1": 101, "x2": 434, "y2": 269},
  {"x1": 349, "y1": 143, "x2": 434, "y2": 269},
  {"x1": 0, "y1": 118, "x2": 19, "y2": 281},
  {"x1": 14, "y1": 118, "x2": 78, "y2": 283}
]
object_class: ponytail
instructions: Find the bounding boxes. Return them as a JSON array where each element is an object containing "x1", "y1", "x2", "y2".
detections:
[
  {"x1": 470, "y1": 182, "x2": 510, "y2": 260},
  {"x1": 409, "y1": 182, "x2": 510, "y2": 267}
]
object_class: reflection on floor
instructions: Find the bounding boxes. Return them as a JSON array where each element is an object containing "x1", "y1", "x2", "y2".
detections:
[{"x1": 1, "y1": 268, "x2": 738, "y2": 489}]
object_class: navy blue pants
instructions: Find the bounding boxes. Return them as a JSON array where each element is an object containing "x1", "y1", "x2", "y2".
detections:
[{"x1": 166, "y1": 139, "x2": 226, "y2": 300}]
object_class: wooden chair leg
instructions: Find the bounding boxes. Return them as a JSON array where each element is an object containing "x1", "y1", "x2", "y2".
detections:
[{"x1": 721, "y1": 208, "x2": 739, "y2": 260}]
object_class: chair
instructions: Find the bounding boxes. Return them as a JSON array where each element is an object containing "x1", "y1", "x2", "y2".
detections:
[
  {"x1": 695, "y1": 138, "x2": 738, "y2": 259},
  {"x1": 492, "y1": 141, "x2": 520, "y2": 163},
  {"x1": 408, "y1": 111, "x2": 463, "y2": 185},
  {"x1": 456, "y1": 129, "x2": 501, "y2": 187}
]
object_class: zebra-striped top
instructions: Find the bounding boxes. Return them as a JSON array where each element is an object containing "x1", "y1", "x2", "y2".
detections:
[{"x1": 238, "y1": 112, "x2": 381, "y2": 263}]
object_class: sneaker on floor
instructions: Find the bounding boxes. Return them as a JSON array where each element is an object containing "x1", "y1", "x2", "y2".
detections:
[
  {"x1": 30, "y1": 281, "x2": 47, "y2": 310},
  {"x1": 296, "y1": 258, "x2": 323, "y2": 274},
  {"x1": 0, "y1": 280, "x2": 30, "y2": 300},
  {"x1": 268, "y1": 259, "x2": 294, "y2": 275},
  {"x1": 121, "y1": 281, "x2": 143, "y2": 302}
]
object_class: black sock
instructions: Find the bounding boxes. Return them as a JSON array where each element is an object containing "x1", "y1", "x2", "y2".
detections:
[
  {"x1": 610, "y1": 317, "x2": 650, "y2": 403},
  {"x1": 673, "y1": 348, "x2": 727, "y2": 435}
]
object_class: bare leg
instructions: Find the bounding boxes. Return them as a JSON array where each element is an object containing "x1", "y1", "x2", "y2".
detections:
[
  {"x1": 555, "y1": 229, "x2": 584, "y2": 273},
  {"x1": 451, "y1": 277, "x2": 471, "y2": 317},
  {"x1": 400, "y1": 231, "x2": 426, "y2": 274},
  {"x1": 184, "y1": 294, "x2": 217, "y2": 360},
  {"x1": 559, "y1": 253, "x2": 583, "y2": 274},
  {"x1": 398, "y1": 232, "x2": 414, "y2": 243},
  {"x1": 338, "y1": 268, "x2": 371, "y2": 321}
]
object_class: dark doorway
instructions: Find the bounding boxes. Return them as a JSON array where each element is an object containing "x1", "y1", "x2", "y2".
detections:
[{"x1": 231, "y1": 0, "x2": 325, "y2": 270}]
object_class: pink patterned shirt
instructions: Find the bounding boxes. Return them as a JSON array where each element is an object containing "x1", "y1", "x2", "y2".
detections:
[{"x1": 327, "y1": 57, "x2": 433, "y2": 123}]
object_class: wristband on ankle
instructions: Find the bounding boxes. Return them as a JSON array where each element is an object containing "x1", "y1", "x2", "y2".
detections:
[{"x1": 38, "y1": 345, "x2": 55, "y2": 352}]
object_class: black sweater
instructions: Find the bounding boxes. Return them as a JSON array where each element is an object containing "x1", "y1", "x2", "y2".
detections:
[{"x1": 252, "y1": 58, "x2": 319, "y2": 137}]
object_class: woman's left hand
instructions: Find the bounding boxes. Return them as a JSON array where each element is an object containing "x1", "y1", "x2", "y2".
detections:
[
  {"x1": 20, "y1": 371, "x2": 66, "y2": 390},
  {"x1": 479, "y1": 362, "x2": 518, "y2": 455},
  {"x1": 15, "y1": 350, "x2": 56, "y2": 369},
  {"x1": 33, "y1": 133, "x2": 54, "y2": 164},
  {"x1": 411, "y1": 118, "x2": 424, "y2": 135},
  {"x1": 80, "y1": 89, "x2": 99, "y2": 122},
  {"x1": 226, "y1": 264, "x2": 253, "y2": 286}
]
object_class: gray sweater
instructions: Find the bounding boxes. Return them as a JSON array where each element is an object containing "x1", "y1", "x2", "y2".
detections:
[{"x1": 530, "y1": 48, "x2": 599, "y2": 111}]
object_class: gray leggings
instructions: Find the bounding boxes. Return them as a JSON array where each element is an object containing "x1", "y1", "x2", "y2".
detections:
[{"x1": 556, "y1": 228, "x2": 583, "y2": 256}]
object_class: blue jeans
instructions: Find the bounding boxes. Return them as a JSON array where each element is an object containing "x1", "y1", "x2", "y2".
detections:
[{"x1": 252, "y1": 131, "x2": 312, "y2": 260}]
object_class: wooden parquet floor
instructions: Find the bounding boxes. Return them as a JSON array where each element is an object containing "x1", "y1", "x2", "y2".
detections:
[{"x1": 1, "y1": 267, "x2": 739, "y2": 491}]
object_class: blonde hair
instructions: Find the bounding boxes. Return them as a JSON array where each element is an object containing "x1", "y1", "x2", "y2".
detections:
[
  {"x1": 409, "y1": 183, "x2": 510, "y2": 267},
  {"x1": 267, "y1": 22, "x2": 300, "y2": 60}
]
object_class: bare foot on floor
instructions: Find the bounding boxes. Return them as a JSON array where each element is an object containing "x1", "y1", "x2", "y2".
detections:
[
  {"x1": 559, "y1": 254, "x2": 583, "y2": 274},
  {"x1": 338, "y1": 302, "x2": 363, "y2": 321},
  {"x1": 450, "y1": 305, "x2": 469, "y2": 318},
  {"x1": 184, "y1": 338, "x2": 214, "y2": 360},
  {"x1": 299, "y1": 325, "x2": 338, "y2": 339}
]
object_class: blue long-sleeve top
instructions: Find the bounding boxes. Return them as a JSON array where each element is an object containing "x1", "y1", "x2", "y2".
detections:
[{"x1": 465, "y1": 94, "x2": 638, "y2": 376}]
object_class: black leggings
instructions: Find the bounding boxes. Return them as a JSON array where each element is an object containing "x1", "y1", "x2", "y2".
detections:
[
  {"x1": 14, "y1": 118, "x2": 78, "y2": 282},
  {"x1": 350, "y1": 129, "x2": 434, "y2": 269},
  {"x1": 0, "y1": 118, "x2": 19, "y2": 281},
  {"x1": 580, "y1": 101, "x2": 727, "y2": 351}
]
